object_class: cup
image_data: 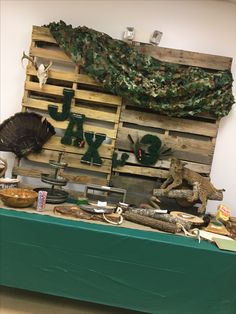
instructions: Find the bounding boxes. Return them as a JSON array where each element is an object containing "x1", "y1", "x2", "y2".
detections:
[{"x1": 36, "y1": 190, "x2": 48, "y2": 211}]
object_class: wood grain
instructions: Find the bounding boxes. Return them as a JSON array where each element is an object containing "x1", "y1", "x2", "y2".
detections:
[{"x1": 136, "y1": 45, "x2": 232, "y2": 70}]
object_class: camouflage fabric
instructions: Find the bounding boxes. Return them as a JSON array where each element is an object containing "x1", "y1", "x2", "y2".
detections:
[{"x1": 46, "y1": 20, "x2": 234, "y2": 118}]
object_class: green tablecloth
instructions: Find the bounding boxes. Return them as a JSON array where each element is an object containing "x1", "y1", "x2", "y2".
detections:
[{"x1": 0, "y1": 208, "x2": 236, "y2": 314}]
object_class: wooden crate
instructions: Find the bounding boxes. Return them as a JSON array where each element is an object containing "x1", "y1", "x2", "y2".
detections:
[
  {"x1": 111, "y1": 45, "x2": 232, "y2": 204},
  {"x1": 13, "y1": 26, "x2": 122, "y2": 190}
]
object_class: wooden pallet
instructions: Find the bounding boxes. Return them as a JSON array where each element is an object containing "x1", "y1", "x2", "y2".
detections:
[
  {"x1": 13, "y1": 25, "x2": 232, "y2": 204},
  {"x1": 111, "y1": 46, "x2": 232, "y2": 205},
  {"x1": 13, "y1": 26, "x2": 122, "y2": 189}
]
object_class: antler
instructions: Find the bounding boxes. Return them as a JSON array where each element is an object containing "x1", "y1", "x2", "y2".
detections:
[
  {"x1": 21, "y1": 51, "x2": 53, "y2": 89},
  {"x1": 21, "y1": 51, "x2": 38, "y2": 70},
  {"x1": 45, "y1": 61, "x2": 53, "y2": 71}
]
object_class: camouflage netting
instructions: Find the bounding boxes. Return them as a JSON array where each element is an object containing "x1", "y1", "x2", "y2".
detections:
[{"x1": 46, "y1": 20, "x2": 234, "y2": 118}]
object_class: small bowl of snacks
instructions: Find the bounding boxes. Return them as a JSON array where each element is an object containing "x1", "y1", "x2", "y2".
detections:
[{"x1": 0, "y1": 188, "x2": 38, "y2": 208}]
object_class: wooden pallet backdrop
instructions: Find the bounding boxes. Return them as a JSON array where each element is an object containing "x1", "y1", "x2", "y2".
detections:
[
  {"x1": 13, "y1": 25, "x2": 232, "y2": 203},
  {"x1": 13, "y1": 26, "x2": 122, "y2": 189}
]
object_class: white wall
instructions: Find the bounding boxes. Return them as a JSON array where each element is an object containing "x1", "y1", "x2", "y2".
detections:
[{"x1": 1, "y1": 0, "x2": 236, "y2": 214}]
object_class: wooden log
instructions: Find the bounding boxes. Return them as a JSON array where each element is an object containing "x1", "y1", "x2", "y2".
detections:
[
  {"x1": 153, "y1": 189, "x2": 223, "y2": 201},
  {"x1": 123, "y1": 211, "x2": 180, "y2": 233},
  {"x1": 130, "y1": 208, "x2": 192, "y2": 230},
  {"x1": 154, "y1": 189, "x2": 192, "y2": 198},
  {"x1": 54, "y1": 206, "x2": 121, "y2": 224}
]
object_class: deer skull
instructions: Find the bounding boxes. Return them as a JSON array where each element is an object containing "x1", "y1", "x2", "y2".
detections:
[{"x1": 22, "y1": 52, "x2": 52, "y2": 89}]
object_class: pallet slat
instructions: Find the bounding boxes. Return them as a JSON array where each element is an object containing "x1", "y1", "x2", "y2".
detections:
[
  {"x1": 120, "y1": 107, "x2": 218, "y2": 137},
  {"x1": 30, "y1": 46, "x2": 72, "y2": 63},
  {"x1": 74, "y1": 90, "x2": 121, "y2": 106},
  {"x1": 27, "y1": 67, "x2": 76, "y2": 83},
  {"x1": 114, "y1": 151, "x2": 211, "y2": 174},
  {"x1": 32, "y1": 26, "x2": 57, "y2": 44},
  {"x1": 117, "y1": 127, "x2": 214, "y2": 155},
  {"x1": 136, "y1": 45, "x2": 232, "y2": 70},
  {"x1": 43, "y1": 136, "x2": 114, "y2": 158},
  {"x1": 45, "y1": 118, "x2": 117, "y2": 140},
  {"x1": 114, "y1": 164, "x2": 169, "y2": 178},
  {"x1": 13, "y1": 166, "x2": 108, "y2": 186},
  {"x1": 27, "y1": 67, "x2": 101, "y2": 86},
  {"x1": 24, "y1": 99, "x2": 119, "y2": 123},
  {"x1": 25, "y1": 81, "x2": 121, "y2": 106},
  {"x1": 27, "y1": 150, "x2": 112, "y2": 174}
]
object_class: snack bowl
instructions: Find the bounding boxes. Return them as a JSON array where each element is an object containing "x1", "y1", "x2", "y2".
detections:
[{"x1": 0, "y1": 188, "x2": 38, "y2": 208}]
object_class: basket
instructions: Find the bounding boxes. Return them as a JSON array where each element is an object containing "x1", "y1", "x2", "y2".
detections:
[{"x1": 0, "y1": 188, "x2": 38, "y2": 208}]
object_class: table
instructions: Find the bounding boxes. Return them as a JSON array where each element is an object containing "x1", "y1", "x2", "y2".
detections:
[{"x1": 0, "y1": 208, "x2": 236, "y2": 314}]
